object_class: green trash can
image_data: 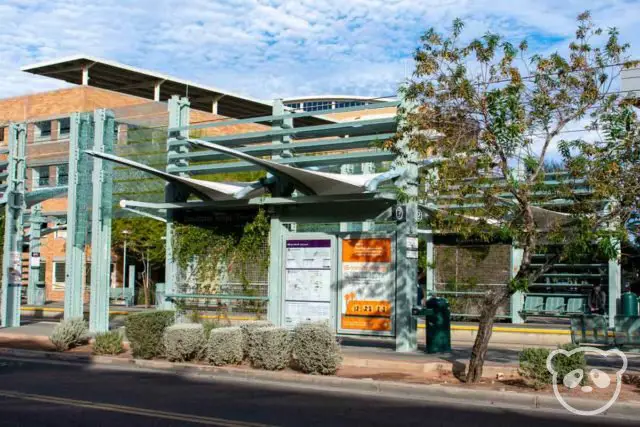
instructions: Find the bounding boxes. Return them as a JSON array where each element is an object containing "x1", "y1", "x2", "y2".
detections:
[
  {"x1": 622, "y1": 291, "x2": 639, "y2": 317},
  {"x1": 425, "y1": 296, "x2": 452, "y2": 354}
]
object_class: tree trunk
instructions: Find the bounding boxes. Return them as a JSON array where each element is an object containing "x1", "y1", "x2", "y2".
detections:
[{"x1": 466, "y1": 292, "x2": 508, "y2": 383}]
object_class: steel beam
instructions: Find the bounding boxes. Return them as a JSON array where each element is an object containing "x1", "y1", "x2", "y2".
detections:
[
  {"x1": 64, "y1": 113, "x2": 93, "y2": 320},
  {"x1": 1, "y1": 124, "x2": 27, "y2": 327},
  {"x1": 164, "y1": 96, "x2": 190, "y2": 310},
  {"x1": 27, "y1": 204, "x2": 46, "y2": 305},
  {"x1": 393, "y1": 98, "x2": 419, "y2": 352},
  {"x1": 89, "y1": 109, "x2": 115, "y2": 332},
  {"x1": 169, "y1": 117, "x2": 396, "y2": 148},
  {"x1": 172, "y1": 150, "x2": 395, "y2": 176}
]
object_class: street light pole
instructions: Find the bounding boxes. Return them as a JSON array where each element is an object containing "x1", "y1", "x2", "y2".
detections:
[{"x1": 122, "y1": 230, "x2": 130, "y2": 306}]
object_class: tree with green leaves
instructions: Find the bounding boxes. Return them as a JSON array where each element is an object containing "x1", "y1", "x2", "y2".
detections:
[
  {"x1": 397, "y1": 12, "x2": 640, "y2": 382},
  {"x1": 112, "y1": 218, "x2": 166, "y2": 307}
]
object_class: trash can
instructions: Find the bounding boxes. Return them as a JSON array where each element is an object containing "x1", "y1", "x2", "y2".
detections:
[
  {"x1": 622, "y1": 291, "x2": 639, "y2": 317},
  {"x1": 425, "y1": 296, "x2": 451, "y2": 354}
]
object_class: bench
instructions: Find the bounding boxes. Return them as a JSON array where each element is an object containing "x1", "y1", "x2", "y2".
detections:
[
  {"x1": 109, "y1": 287, "x2": 135, "y2": 306},
  {"x1": 520, "y1": 293, "x2": 587, "y2": 319},
  {"x1": 571, "y1": 314, "x2": 610, "y2": 345}
]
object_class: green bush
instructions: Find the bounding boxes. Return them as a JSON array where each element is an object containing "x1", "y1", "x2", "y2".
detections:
[
  {"x1": 518, "y1": 347, "x2": 551, "y2": 388},
  {"x1": 291, "y1": 322, "x2": 342, "y2": 375},
  {"x1": 206, "y1": 327, "x2": 243, "y2": 366},
  {"x1": 163, "y1": 323, "x2": 206, "y2": 362},
  {"x1": 93, "y1": 330, "x2": 124, "y2": 355},
  {"x1": 238, "y1": 321, "x2": 273, "y2": 358},
  {"x1": 202, "y1": 320, "x2": 219, "y2": 339},
  {"x1": 248, "y1": 327, "x2": 291, "y2": 370},
  {"x1": 125, "y1": 310, "x2": 175, "y2": 359},
  {"x1": 519, "y1": 344, "x2": 587, "y2": 388},
  {"x1": 553, "y1": 343, "x2": 587, "y2": 386},
  {"x1": 50, "y1": 318, "x2": 88, "y2": 352}
]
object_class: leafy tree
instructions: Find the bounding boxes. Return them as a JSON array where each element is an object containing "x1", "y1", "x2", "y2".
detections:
[
  {"x1": 112, "y1": 218, "x2": 165, "y2": 307},
  {"x1": 397, "y1": 12, "x2": 639, "y2": 382}
]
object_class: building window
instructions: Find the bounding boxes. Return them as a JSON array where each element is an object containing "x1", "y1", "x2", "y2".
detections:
[
  {"x1": 34, "y1": 166, "x2": 50, "y2": 187},
  {"x1": 57, "y1": 164, "x2": 69, "y2": 186},
  {"x1": 59, "y1": 117, "x2": 71, "y2": 137},
  {"x1": 53, "y1": 261, "x2": 66, "y2": 286},
  {"x1": 38, "y1": 260, "x2": 46, "y2": 283},
  {"x1": 0, "y1": 127, "x2": 5, "y2": 143},
  {"x1": 303, "y1": 101, "x2": 332, "y2": 112},
  {"x1": 34, "y1": 121, "x2": 52, "y2": 142}
]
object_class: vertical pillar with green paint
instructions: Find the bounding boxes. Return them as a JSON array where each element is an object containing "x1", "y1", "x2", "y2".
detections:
[
  {"x1": 393, "y1": 98, "x2": 419, "y2": 352},
  {"x1": 1, "y1": 123, "x2": 27, "y2": 327},
  {"x1": 64, "y1": 113, "x2": 93, "y2": 320},
  {"x1": 164, "y1": 96, "x2": 190, "y2": 310},
  {"x1": 89, "y1": 109, "x2": 115, "y2": 332},
  {"x1": 27, "y1": 204, "x2": 45, "y2": 305}
]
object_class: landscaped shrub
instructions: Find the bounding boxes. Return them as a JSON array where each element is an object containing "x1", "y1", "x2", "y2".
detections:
[
  {"x1": 50, "y1": 318, "x2": 88, "y2": 352},
  {"x1": 125, "y1": 310, "x2": 175, "y2": 359},
  {"x1": 93, "y1": 330, "x2": 124, "y2": 355},
  {"x1": 238, "y1": 320, "x2": 272, "y2": 358},
  {"x1": 206, "y1": 327, "x2": 243, "y2": 366},
  {"x1": 202, "y1": 320, "x2": 219, "y2": 339},
  {"x1": 552, "y1": 343, "x2": 587, "y2": 385},
  {"x1": 291, "y1": 322, "x2": 342, "y2": 375},
  {"x1": 518, "y1": 347, "x2": 551, "y2": 388},
  {"x1": 248, "y1": 327, "x2": 291, "y2": 370},
  {"x1": 519, "y1": 343, "x2": 587, "y2": 389},
  {"x1": 163, "y1": 323, "x2": 206, "y2": 362}
]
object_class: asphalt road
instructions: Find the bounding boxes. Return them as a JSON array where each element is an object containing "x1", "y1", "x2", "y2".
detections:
[{"x1": 0, "y1": 358, "x2": 636, "y2": 427}]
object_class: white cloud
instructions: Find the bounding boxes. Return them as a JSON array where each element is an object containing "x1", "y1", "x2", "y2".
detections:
[{"x1": 1, "y1": 0, "x2": 640, "y2": 107}]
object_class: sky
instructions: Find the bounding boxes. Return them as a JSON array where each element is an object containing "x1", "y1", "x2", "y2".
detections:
[{"x1": 1, "y1": 0, "x2": 640, "y2": 102}]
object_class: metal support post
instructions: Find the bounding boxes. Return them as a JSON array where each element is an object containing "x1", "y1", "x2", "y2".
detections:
[
  {"x1": 27, "y1": 204, "x2": 45, "y2": 305},
  {"x1": 128, "y1": 265, "x2": 136, "y2": 306},
  {"x1": 340, "y1": 164, "x2": 356, "y2": 232},
  {"x1": 393, "y1": 98, "x2": 419, "y2": 352},
  {"x1": 267, "y1": 214, "x2": 284, "y2": 325},
  {"x1": 608, "y1": 241, "x2": 621, "y2": 328},
  {"x1": 64, "y1": 113, "x2": 93, "y2": 320},
  {"x1": 164, "y1": 96, "x2": 190, "y2": 310},
  {"x1": 89, "y1": 109, "x2": 115, "y2": 332},
  {"x1": 510, "y1": 245, "x2": 525, "y2": 324},
  {"x1": 425, "y1": 230, "x2": 435, "y2": 294},
  {"x1": 1, "y1": 123, "x2": 27, "y2": 327},
  {"x1": 271, "y1": 99, "x2": 293, "y2": 197}
]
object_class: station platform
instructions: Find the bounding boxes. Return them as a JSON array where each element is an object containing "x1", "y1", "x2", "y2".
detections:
[{"x1": 17, "y1": 302, "x2": 574, "y2": 347}]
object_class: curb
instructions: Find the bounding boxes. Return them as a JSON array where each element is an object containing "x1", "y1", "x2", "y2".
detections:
[{"x1": 0, "y1": 347, "x2": 637, "y2": 419}]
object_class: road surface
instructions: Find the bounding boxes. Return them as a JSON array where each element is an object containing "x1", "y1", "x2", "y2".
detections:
[{"x1": 0, "y1": 358, "x2": 636, "y2": 426}]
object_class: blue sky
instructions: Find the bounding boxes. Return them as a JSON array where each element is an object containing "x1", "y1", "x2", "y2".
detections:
[{"x1": 1, "y1": 0, "x2": 640, "y2": 101}]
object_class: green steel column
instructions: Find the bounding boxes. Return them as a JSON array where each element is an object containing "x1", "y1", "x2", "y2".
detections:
[
  {"x1": 64, "y1": 113, "x2": 93, "y2": 320},
  {"x1": 89, "y1": 109, "x2": 115, "y2": 332},
  {"x1": 394, "y1": 99, "x2": 419, "y2": 352},
  {"x1": 509, "y1": 153, "x2": 526, "y2": 324},
  {"x1": 510, "y1": 245, "x2": 525, "y2": 324},
  {"x1": 608, "y1": 240, "x2": 621, "y2": 329},
  {"x1": 128, "y1": 265, "x2": 136, "y2": 305},
  {"x1": 339, "y1": 164, "x2": 355, "y2": 232},
  {"x1": 1, "y1": 123, "x2": 27, "y2": 328},
  {"x1": 267, "y1": 214, "x2": 284, "y2": 325},
  {"x1": 361, "y1": 162, "x2": 376, "y2": 232},
  {"x1": 271, "y1": 99, "x2": 293, "y2": 197},
  {"x1": 425, "y1": 230, "x2": 435, "y2": 295},
  {"x1": 27, "y1": 204, "x2": 45, "y2": 305},
  {"x1": 164, "y1": 96, "x2": 190, "y2": 310}
]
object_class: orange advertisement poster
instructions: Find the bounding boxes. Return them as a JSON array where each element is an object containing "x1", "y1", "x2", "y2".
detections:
[
  {"x1": 342, "y1": 239, "x2": 391, "y2": 263},
  {"x1": 341, "y1": 316, "x2": 392, "y2": 331},
  {"x1": 345, "y1": 300, "x2": 392, "y2": 317}
]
